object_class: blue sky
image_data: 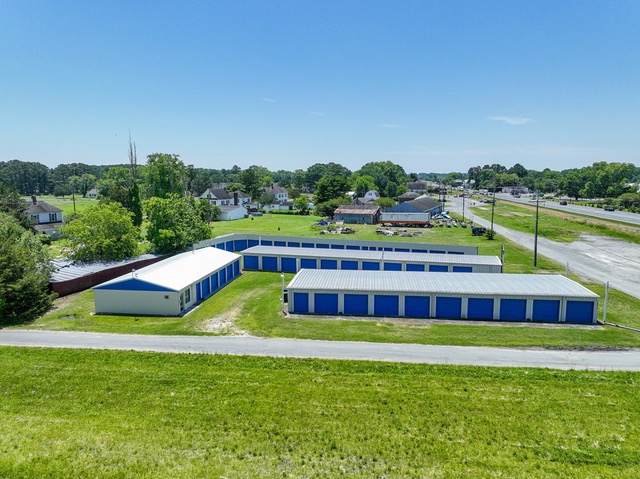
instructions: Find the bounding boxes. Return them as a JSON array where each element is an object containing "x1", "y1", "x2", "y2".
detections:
[{"x1": 2, "y1": 0, "x2": 638, "y2": 173}]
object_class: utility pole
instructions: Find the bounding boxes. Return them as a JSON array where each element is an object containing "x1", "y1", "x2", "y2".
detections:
[
  {"x1": 490, "y1": 182, "x2": 496, "y2": 237},
  {"x1": 462, "y1": 193, "x2": 465, "y2": 222},
  {"x1": 534, "y1": 191, "x2": 540, "y2": 267}
]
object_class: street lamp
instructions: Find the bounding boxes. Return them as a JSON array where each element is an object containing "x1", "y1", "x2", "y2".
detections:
[
  {"x1": 534, "y1": 191, "x2": 540, "y2": 267},
  {"x1": 489, "y1": 182, "x2": 496, "y2": 238}
]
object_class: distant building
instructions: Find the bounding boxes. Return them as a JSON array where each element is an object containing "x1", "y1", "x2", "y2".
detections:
[
  {"x1": 200, "y1": 189, "x2": 251, "y2": 207},
  {"x1": 334, "y1": 205, "x2": 381, "y2": 224},
  {"x1": 356, "y1": 190, "x2": 380, "y2": 205},
  {"x1": 86, "y1": 188, "x2": 99, "y2": 199},
  {"x1": 27, "y1": 196, "x2": 64, "y2": 237},
  {"x1": 397, "y1": 191, "x2": 420, "y2": 203},
  {"x1": 383, "y1": 195, "x2": 442, "y2": 221},
  {"x1": 218, "y1": 204, "x2": 247, "y2": 221},
  {"x1": 406, "y1": 180, "x2": 438, "y2": 193}
]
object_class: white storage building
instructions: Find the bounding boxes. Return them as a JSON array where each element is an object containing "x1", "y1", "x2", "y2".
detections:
[
  {"x1": 242, "y1": 246, "x2": 502, "y2": 273},
  {"x1": 287, "y1": 270, "x2": 599, "y2": 324},
  {"x1": 93, "y1": 247, "x2": 241, "y2": 316}
]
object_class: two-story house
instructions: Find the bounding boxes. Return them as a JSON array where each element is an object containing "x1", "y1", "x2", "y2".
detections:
[{"x1": 27, "y1": 196, "x2": 64, "y2": 236}]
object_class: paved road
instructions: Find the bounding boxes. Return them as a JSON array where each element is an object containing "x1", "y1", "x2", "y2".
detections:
[
  {"x1": 494, "y1": 193, "x2": 640, "y2": 226},
  {"x1": 0, "y1": 330, "x2": 639, "y2": 371},
  {"x1": 449, "y1": 198, "x2": 640, "y2": 299}
]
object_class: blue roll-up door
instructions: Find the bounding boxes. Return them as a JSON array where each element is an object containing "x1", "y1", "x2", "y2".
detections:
[
  {"x1": 225, "y1": 241, "x2": 234, "y2": 251},
  {"x1": 293, "y1": 292, "x2": 309, "y2": 313},
  {"x1": 234, "y1": 260, "x2": 240, "y2": 276},
  {"x1": 196, "y1": 282, "x2": 201, "y2": 302},
  {"x1": 211, "y1": 273, "x2": 219, "y2": 291},
  {"x1": 320, "y1": 259, "x2": 338, "y2": 269},
  {"x1": 248, "y1": 239, "x2": 259, "y2": 247},
  {"x1": 362, "y1": 261, "x2": 380, "y2": 270},
  {"x1": 262, "y1": 240, "x2": 273, "y2": 246},
  {"x1": 374, "y1": 295, "x2": 399, "y2": 316},
  {"x1": 262, "y1": 256, "x2": 278, "y2": 271},
  {"x1": 281, "y1": 257, "x2": 297, "y2": 273},
  {"x1": 412, "y1": 249, "x2": 429, "y2": 253},
  {"x1": 532, "y1": 300, "x2": 560, "y2": 322},
  {"x1": 344, "y1": 294, "x2": 368, "y2": 315},
  {"x1": 226, "y1": 264, "x2": 233, "y2": 280},
  {"x1": 435, "y1": 297, "x2": 462, "y2": 319},
  {"x1": 405, "y1": 296, "x2": 430, "y2": 318},
  {"x1": 453, "y1": 266, "x2": 473, "y2": 273},
  {"x1": 565, "y1": 301, "x2": 595, "y2": 324},
  {"x1": 288, "y1": 242, "x2": 300, "y2": 248},
  {"x1": 430, "y1": 250, "x2": 445, "y2": 254},
  {"x1": 330, "y1": 244, "x2": 344, "y2": 249},
  {"x1": 316, "y1": 243, "x2": 330, "y2": 249},
  {"x1": 395, "y1": 248, "x2": 410, "y2": 252},
  {"x1": 500, "y1": 299, "x2": 527, "y2": 321},
  {"x1": 384, "y1": 263, "x2": 402, "y2": 271},
  {"x1": 314, "y1": 293, "x2": 338, "y2": 314},
  {"x1": 341, "y1": 260, "x2": 358, "y2": 270},
  {"x1": 300, "y1": 258, "x2": 317, "y2": 269},
  {"x1": 274, "y1": 241, "x2": 286, "y2": 247},
  {"x1": 406, "y1": 263, "x2": 425, "y2": 272},
  {"x1": 429, "y1": 265, "x2": 448, "y2": 272},
  {"x1": 219, "y1": 268, "x2": 227, "y2": 286},
  {"x1": 346, "y1": 245, "x2": 360, "y2": 250},
  {"x1": 302, "y1": 242, "x2": 314, "y2": 248},
  {"x1": 202, "y1": 278, "x2": 211, "y2": 297},
  {"x1": 234, "y1": 240, "x2": 248, "y2": 251},
  {"x1": 467, "y1": 298, "x2": 494, "y2": 320},
  {"x1": 244, "y1": 256, "x2": 259, "y2": 270},
  {"x1": 448, "y1": 251, "x2": 464, "y2": 255},
  {"x1": 216, "y1": 243, "x2": 225, "y2": 250}
]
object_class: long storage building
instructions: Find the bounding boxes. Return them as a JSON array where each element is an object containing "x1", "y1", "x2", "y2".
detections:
[
  {"x1": 93, "y1": 247, "x2": 241, "y2": 316},
  {"x1": 286, "y1": 270, "x2": 599, "y2": 323},
  {"x1": 195, "y1": 233, "x2": 478, "y2": 255},
  {"x1": 242, "y1": 246, "x2": 502, "y2": 273}
]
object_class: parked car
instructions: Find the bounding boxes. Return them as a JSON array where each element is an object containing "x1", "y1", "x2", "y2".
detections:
[
  {"x1": 559, "y1": 200, "x2": 567, "y2": 205},
  {"x1": 471, "y1": 227, "x2": 486, "y2": 236},
  {"x1": 604, "y1": 206, "x2": 615, "y2": 211}
]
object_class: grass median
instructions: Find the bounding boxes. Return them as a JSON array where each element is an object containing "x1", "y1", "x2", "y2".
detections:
[{"x1": 1, "y1": 347, "x2": 639, "y2": 478}]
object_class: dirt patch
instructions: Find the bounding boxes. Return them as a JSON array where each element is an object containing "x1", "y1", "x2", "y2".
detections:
[
  {"x1": 199, "y1": 302, "x2": 248, "y2": 335},
  {"x1": 500, "y1": 212, "x2": 532, "y2": 217}
]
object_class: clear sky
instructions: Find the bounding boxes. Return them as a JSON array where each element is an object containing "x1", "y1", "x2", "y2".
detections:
[{"x1": 2, "y1": 0, "x2": 638, "y2": 173}]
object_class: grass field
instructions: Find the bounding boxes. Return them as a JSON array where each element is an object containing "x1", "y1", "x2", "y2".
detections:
[
  {"x1": 1, "y1": 347, "x2": 639, "y2": 478},
  {"x1": 469, "y1": 200, "x2": 640, "y2": 244},
  {"x1": 30, "y1": 194, "x2": 99, "y2": 217}
]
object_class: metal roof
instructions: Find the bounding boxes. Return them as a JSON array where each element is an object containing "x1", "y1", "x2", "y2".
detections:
[
  {"x1": 334, "y1": 205, "x2": 380, "y2": 215},
  {"x1": 287, "y1": 270, "x2": 599, "y2": 298},
  {"x1": 50, "y1": 254, "x2": 161, "y2": 282},
  {"x1": 94, "y1": 247, "x2": 239, "y2": 292},
  {"x1": 243, "y1": 246, "x2": 501, "y2": 266}
]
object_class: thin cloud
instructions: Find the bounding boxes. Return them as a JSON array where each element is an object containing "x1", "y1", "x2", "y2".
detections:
[
  {"x1": 260, "y1": 97, "x2": 277, "y2": 103},
  {"x1": 486, "y1": 116, "x2": 535, "y2": 125},
  {"x1": 378, "y1": 123, "x2": 403, "y2": 128}
]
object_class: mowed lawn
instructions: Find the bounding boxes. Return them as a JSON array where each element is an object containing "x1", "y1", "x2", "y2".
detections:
[{"x1": 0, "y1": 347, "x2": 638, "y2": 479}]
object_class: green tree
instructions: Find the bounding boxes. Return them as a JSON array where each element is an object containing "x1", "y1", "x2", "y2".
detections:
[
  {"x1": 240, "y1": 166, "x2": 266, "y2": 199},
  {"x1": 357, "y1": 161, "x2": 408, "y2": 197},
  {"x1": 0, "y1": 213, "x2": 55, "y2": 324},
  {"x1": 0, "y1": 185, "x2": 31, "y2": 230},
  {"x1": 314, "y1": 175, "x2": 351, "y2": 204},
  {"x1": 61, "y1": 202, "x2": 139, "y2": 261},
  {"x1": 128, "y1": 183, "x2": 143, "y2": 227},
  {"x1": 373, "y1": 197, "x2": 395, "y2": 209},
  {"x1": 144, "y1": 153, "x2": 188, "y2": 199},
  {"x1": 315, "y1": 198, "x2": 349, "y2": 218},
  {"x1": 196, "y1": 199, "x2": 221, "y2": 224},
  {"x1": 352, "y1": 174, "x2": 376, "y2": 197},
  {"x1": 293, "y1": 196, "x2": 309, "y2": 215},
  {"x1": 144, "y1": 194, "x2": 210, "y2": 254}
]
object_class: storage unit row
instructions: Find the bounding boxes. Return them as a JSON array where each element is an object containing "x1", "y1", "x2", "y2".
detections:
[
  {"x1": 94, "y1": 248, "x2": 241, "y2": 316},
  {"x1": 195, "y1": 233, "x2": 478, "y2": 255},
  {"x1": 242, "y1": 246, "x2": 502, "y2": 274},
  {"x1": 286, "y1": 270, "x2": 599, "y2": 324}
]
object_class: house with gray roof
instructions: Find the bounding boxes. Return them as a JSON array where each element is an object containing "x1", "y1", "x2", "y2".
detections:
[{"x1": 27, "y1": 196, "x2": 64, "y2": 236}]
